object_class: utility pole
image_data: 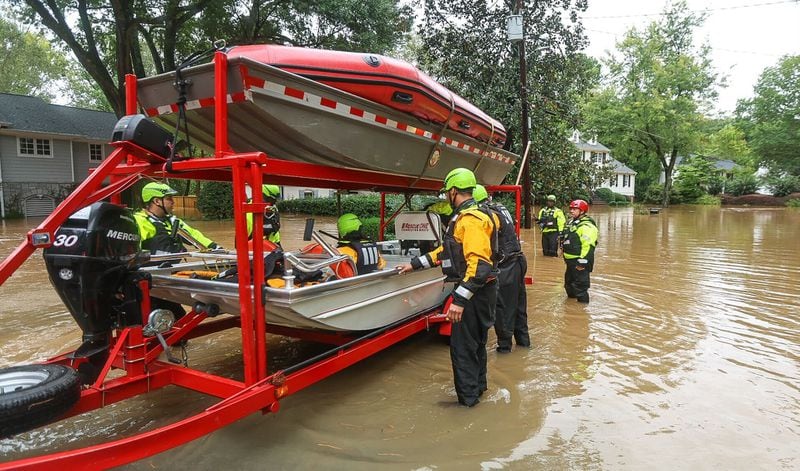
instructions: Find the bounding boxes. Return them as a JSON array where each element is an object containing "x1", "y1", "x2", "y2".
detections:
[{"x1": 515, "y1": 0, "x2": 532, "y2": 229}]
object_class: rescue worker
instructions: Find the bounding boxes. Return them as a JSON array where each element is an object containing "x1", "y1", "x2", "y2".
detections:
[
  {"x1": 134, "y1": 182, "x2": 220, "y2": 255},
  {"x1": 536, "y1": 195, "x2": 566, "y2": 257},
  {"x1": 473, "y1": 185, "x2": 530, "y2": 352},
  {"x1": 133, "y1": 181, "x2": 220, "y2": 318},
  {"x1": 246, "y1": 184, "x2": 282, "y2": 247},
  {"x1": 398, "y1": 168, "x2": 498, "y2": 407},
  {"x1": 562, "y1": 199, "x2": 598, "y2": 304},
  {"x1": 337, "y1": 213, "x2": 385, "y2": 275}
]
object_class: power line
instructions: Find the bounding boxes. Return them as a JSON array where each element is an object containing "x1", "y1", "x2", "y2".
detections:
[{"x1": 581, "y1": 0, "x2": 797, "y2": 20}]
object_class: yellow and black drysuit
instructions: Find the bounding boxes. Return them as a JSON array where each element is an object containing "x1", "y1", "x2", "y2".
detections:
[
  {"x1": 561, "y1": 215, "x2": 598, "y2": 303},
  {"x1": 337, "y1": 233, "x2": 386, "y2": 275},
  {"x1": 246, "y1": 204, "x2": 281, "y2": 246},
  {"x1": 537, "y1": 205, "x2": 566, "y2": 256},
  {"x1": 133, "y1": 210, "x2": 218, "y2": 317},
  {"x1": 481, "y1": 200, "x2": 529, "y2": 351},
  {"x1": 409, "y1": 199, "x2": 498, "y2": 406}
]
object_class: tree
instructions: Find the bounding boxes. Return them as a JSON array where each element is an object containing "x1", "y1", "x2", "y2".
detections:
[
  {"x1": 0, "y1": 16, "x2": 70, "y2": 99},
  {"x1": 737, "y1": 55, "x2": 800, "y2": 176},
  {"x1": 672, "y1": 155, "x2": 722, "y2": 201},
  {"x1": 6, "y1": 0, "x2": 413, "y2": 116},
  {"x1": 416, "y1": 0, "x2": 606, "y2": 209},
  {"x1": 582, "y1": 1, "x2": 719, "y2": 206},
  {"x1": 701, "y1": 123, "x2": 754, "y2": 169}
]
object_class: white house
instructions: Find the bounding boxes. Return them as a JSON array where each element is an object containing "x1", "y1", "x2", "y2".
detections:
[{"x1": 571, "y1": 131, "x2": 637, "y2": 200}]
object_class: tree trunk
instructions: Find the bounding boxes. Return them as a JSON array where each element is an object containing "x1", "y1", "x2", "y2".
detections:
[{"x1": 661, "y1": 148, "x2": 679, "y2": 206}]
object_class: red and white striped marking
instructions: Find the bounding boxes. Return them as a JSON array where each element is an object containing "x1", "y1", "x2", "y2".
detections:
[{"x1": 144, "y1": 73, "x2": 514, "y2": 165}]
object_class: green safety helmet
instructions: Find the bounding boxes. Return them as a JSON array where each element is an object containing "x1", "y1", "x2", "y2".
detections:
[
  {"x1": 546, "y1": 194, "x2": 556, "y2": 201},
  {"x1": 262, "y1": 184, "x2": 280, "y2": 200},
  {"x1": 142, "y1": 182, "x2": 178, "y2": 203},
  {"x1": 426, "y1": 200, "x2": 453, "y2": 216},
  {"x1": 442, "y1": 168, "x2": 477, "y2": 192},
  {"x1": 473, "y1": 184, "x2": 488, "y2": 203},
  {"x1": 337, "y1": 213, "x2": 362, "y2": 238}
]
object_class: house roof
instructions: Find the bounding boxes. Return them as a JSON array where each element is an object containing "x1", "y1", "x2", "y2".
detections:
[
  {"x1": 0, "y1": 93, "x2": 117, "y2": 141},
  {"x1": 713, "y1": 159, "x2": 737, "y2": 171},
  {"x1": 573, "y1": 139, "x2": 611, "y2": 152},
  {"x1": 608, "y1": 158, "x2": 637, "y2": 174}
]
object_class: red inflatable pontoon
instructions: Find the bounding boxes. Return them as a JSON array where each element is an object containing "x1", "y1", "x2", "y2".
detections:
[{"x1": 227, "y1": 45, "x2": 507, "y2": 147}]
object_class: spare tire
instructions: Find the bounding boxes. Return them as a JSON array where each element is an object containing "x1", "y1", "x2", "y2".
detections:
[{"x1": 0, "y1": 364, "x2": 81, "y2": 438}]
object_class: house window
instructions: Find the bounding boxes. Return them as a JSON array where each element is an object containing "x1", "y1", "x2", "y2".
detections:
[
  {"x1": 623, "y1": 175, "x2": 631, "y2": 187},
  {"x1": 609, "y1": 175, "x2": 618, "y2": 187},
  {"x1": 19, "y1": 137, "x2": 52, "y2": 157},
  {"x1": 301, "y1": 190, "x2": 315, "y2": 199},
  {"x1": 89, "y1": 143, "x2": 104, "y2": 162},
  {"x1": 591, "y1": 152, "x2": 603, "y2": 164}
]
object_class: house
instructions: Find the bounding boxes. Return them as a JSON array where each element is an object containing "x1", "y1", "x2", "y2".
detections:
[
  {"x1": 658, "y1": 156, "x2": 740, "y2": 185},
  {"x1": 0, "y1": 93, "x2": 118, "y2": 218},
  {"x1": 570, "y1": 131, "x2": 637, "y2": 200}
]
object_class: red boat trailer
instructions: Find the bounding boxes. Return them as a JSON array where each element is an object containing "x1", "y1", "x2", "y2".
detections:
[{"x1": 0, "y1": 51, "x2": 522, "y2": 470}]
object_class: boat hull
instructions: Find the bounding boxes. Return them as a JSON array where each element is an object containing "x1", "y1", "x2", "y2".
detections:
[
  {"x1": 137, "y1": 57, "x2": 517, "y2": 185},
  {"x1": 148, "y1": 263, "x2": 451, "y2": 332}
]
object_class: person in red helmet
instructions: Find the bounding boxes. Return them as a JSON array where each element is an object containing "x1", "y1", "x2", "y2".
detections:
[{"x1": 562, "y1": 199, "x2": 598, "y2": 303}]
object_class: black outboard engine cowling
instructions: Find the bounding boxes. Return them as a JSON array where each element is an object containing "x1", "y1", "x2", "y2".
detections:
[{"x1": 43, "y1": 203, "x2": 143, "y2": 376}]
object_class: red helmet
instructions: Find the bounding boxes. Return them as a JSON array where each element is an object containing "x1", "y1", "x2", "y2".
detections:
[{"x1": 569, "y1": 199, "x2": 589, "y2": 212}]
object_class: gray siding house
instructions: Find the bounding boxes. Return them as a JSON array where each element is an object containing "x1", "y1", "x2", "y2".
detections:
[{"x1": 0, "y1": 93, "x2": 118, "y2": 217}]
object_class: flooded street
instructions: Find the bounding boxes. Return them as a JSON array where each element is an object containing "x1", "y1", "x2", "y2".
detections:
[{"x1": 1, "y1": 206, "x2": 798, "y2": 470}]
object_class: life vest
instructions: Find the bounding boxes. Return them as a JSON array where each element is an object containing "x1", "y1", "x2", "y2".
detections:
[
  {"x1": 539, "y1": 207, "x2": 559, "y2": 232},
  {"x1": 346, "y1": 240, "x2": 380, "y2": 275},
  {"x1": 248, "y1": 205, "x2": 281, "y2": 241},
  {"x1": 440, "y1": 201, "x2": 497, "y2": 282},
  {"x1": 484, "y1": 202, "x2": 521, "y2": 265},
  {"x1": 141, "y1": 213, "x2": 184, "y2": 254},
  {"x1": 562, "y1": 216, "x2": 598, "y2": 259}
]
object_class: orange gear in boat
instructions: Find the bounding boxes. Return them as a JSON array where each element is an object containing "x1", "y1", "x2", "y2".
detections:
[
  {"x1": 300, "y1": 243, "x2": 356, "y2": 279},
  {"x1": 246, "y1": 239, "x2": 279, "y2": 252}
]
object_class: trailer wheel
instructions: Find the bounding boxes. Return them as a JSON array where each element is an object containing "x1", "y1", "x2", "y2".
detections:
[{"x1": 0, "y1": 364, "x2": 81, "y2": 438}]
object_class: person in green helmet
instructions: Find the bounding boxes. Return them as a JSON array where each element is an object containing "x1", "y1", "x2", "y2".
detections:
[
  {"x1": 337, "y1": 213, "x2": 385, "y2": 274},
  {"x1": 398, "y1": 168, "x2": 499, "y2": 407},
  {"x1": 473, "y1": 184, "x2": 530, "y2": 352},
  {"x1": 246, "y1": 184, "x2": 282, "y2": 247},
  {"x1": 535, "y1": 194, "x2": 566, "y2": 257},
  {"x1": 134, "y1": 181, "x2": 219, "y2": 255},
  {"x1": 134, "y1": 181, "x2": 220, "y2": 318}
]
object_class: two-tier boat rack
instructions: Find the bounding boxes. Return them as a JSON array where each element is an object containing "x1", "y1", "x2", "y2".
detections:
[{"x1": 0, "y1": 52, "x2": 523, "y2": 470}]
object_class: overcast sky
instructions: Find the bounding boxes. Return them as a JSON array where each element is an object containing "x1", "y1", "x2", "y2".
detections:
[{"x1": 580, "y1": 0, "x2": 800, "y2": 115}]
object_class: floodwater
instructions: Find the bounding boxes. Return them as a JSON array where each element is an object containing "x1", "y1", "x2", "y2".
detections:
[{"x1": 1, "y1": 206, "x2": 798, "y2": 470}]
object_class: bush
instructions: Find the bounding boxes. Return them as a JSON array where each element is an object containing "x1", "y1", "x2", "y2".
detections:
[
  {"x1": 594, "y1": 188, "x2": 615, "y2": 202},
  {"x1": 765, "y1": 174, "x2": 800, "y2": 197},
  {"x1": 196, "y1": 181, "x2": 234, "y2": 219},
  {"x1": 642, "y1": 183, "x2": 664, "y2": 204},
  {"x1": 786, "y1": 198, "x2": 800, "y2": 208},
  {"x1": 693, "y1": 194, "x2": 721, "y2": 205},
  {"x1": 360, "y1": 217, "x2": 396, "y2": 240},
  {"x1": 726, "y1": 173, "x2": 758, "y2": 196}
]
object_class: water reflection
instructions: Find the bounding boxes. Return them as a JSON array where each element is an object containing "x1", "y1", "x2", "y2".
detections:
[{"x1": 1, "y1": 206, "x2": 799, "y2": 469}]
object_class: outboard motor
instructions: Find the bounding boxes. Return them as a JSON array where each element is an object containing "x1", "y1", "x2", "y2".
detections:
[{"x1": 43, "y1": 202, "x2": 144, "y2": 382}]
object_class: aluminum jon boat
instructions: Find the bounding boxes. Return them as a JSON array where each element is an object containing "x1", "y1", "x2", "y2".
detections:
[
  {"x1": 136, "y1": 49, "x2": 518, "y2": 185},
  {"x1": 145, "y1": 251, "x2": 451, "y2": 332}
]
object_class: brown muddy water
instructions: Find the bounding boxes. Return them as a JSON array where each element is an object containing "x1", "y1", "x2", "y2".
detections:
[{"x1": 0, "y1": 206, "x2": 798, "y2": 470}]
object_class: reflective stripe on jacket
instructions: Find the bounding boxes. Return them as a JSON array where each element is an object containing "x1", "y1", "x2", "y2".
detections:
[{"x1": 538, "y1": 207, "x2": 566, "y2": 233}]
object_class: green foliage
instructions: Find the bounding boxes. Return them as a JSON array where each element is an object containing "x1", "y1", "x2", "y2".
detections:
[
  {"x1": 736, "y1": 55, "x2": 800, "y2": 176},
  {"x1": 0, "y1": 16, "x2": 70, "y2": 100},
  {"x1": 13, "y1": 0, "x2": 413, "y2": 115},
  {"x1": 785, "y1": 199, "x2": 800, "y2": 208},
  {"x1": 726, "y1": 171, "x2": 758, "y2": 196},
  {"x1": 416, "y1": 0, "x2": 605, "y2": 201},
  {"x1": 581, "y1": 1, "x2": 719, "y2": 206},
  {"x1": 196, "y1": 181, "x2": 233, "y2": 220},
  {"x1": 360, "y1": 217, "x2": 395, "y2": 241},
  {"x1": 700, "y1": 123, "x2": 754, "y2": 169},
  {"x1": 764, "y1": 174, "x2": 800, "y2": 197},
  {"x1": 594, "y1": 188, "x2": 615, "y2": 202},
  {"x1": 693, "y1": 194, "x2": 721, "y2": 205},
  {"x1": 642, "y1": 183, "x2": 665, "y2": 204},
  {"x1": 632, "y1": 203, "x2": 650, "y2": 214},
  {"x1": 673, "y1": 156, "x2": 723, "y2": 200}
]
